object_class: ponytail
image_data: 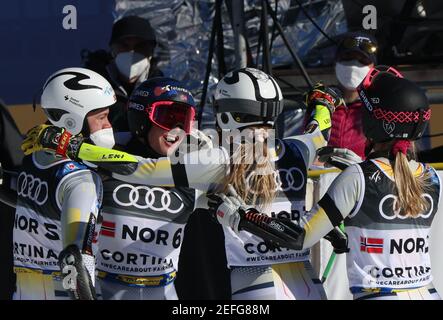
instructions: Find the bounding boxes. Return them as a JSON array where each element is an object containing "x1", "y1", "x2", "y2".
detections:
[
  {"x1": 392, "y1": 140, "x2": 430, "y2": 217},
  {"x1": 220, "y1": 127, "x2": 277, "y2": 210}
]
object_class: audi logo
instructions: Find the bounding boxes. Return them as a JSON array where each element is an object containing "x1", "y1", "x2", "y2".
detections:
[
  {"x1": 245, "y1": 167, "x2": 305, "y2": 194},
  {"x1": 379, "y1": 193, "x2": 433, "y2": 220},
  {"x1": 17, "y1": 172, "x2": 49, "y2": 205},
  {"x1": 112, "y1": 184, "x2": 184, "y2": 214},
  {"x1": 275, "y1": 168, "x2": 304, "y2": 192}
]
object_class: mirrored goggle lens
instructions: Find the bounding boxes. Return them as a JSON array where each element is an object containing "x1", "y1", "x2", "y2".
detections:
[
  {"x1": 150, "y1": 101, "x2": 195, "y2": 133},
  {"x1": 343, "y1": 38, "x2": 377, "y2": 54}
]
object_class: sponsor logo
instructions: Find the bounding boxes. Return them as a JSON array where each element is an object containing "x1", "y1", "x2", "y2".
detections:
[
  {"x1": 275, "y1": 168, "x2": 305, "y2": 192},
  {"x1": 382, "y1": 120, "x2": 395, "y2": 135},
  {"x1": 379, "y1": 194, "x2": 433, "y2": 220},
  {"x1": 364, "y1": 264, "x2": 431, "y2": 279},
  {"x1": 369, "y1": 170, "x2": 382, "y2": 183},
  {"x1": 360, "y1": 236, "x2": 383, "y2": 254},
  {"x1": 44, "y1": 71, "x2": 102, "y2": 91},
  {"x1": 269, "y1": 220, "x2": 284, "y2": 232},
  {"x1": 14, "y1": 241, "x2": 59, "y2": 263},
  {"x1": 103, "y1": 86, "x2": 114, "y2": 96},
  {"x1": 154, "y1": 85, "x2": 191, "y2": 97},
  {"x1": 17, "y1": 172, "x2": 48, "y2": 205},
  {"x1": 99, "y1": 249, "x2": 174, "y2": 270},
  {"x1": 101, "y1": 153, "x2": 125, "y2": 160},
  {"x1": 133, "y1": 89, "x2": 150, "y2": 97},
  {"x1": 112, "y1": 184, "x2": 185, "y2": 213},
  {"x1": 246, "y1": 168, "x2": 305, "y2": 194},
  {"x1": 359, "y1": 90, "x2": 372, "y2": 111}
]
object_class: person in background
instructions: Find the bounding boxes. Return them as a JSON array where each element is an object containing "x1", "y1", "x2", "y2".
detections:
[
  {"x1": 82, "y1": 15, "x2": 163, "y2": 136},
  {"x1": 327, "y1": 31, "x2": 378, "y2": 160}
]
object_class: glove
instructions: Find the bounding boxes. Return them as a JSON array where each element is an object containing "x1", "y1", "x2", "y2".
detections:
[
  {"x1": 207, "y1": 192, "x2": 246, "y2": 233},
  {"x1": 207, "y1": 186, "x2": 305, "y2": 250},
  {"x1": 304, "y1": 83, "x2": 344, "y2": 138},
  {"x1": 317, "y1": 146, "x2": 362, "y2": 170},
  {"x1": 21, "y1": 124, "x2": 84, "y2": 159},
  {"x1": 324, "y1": 227, "x2": 349, "y2": 254},
  {"x1": 59, "y1": 244, "x2": 97, "y2": 300}
]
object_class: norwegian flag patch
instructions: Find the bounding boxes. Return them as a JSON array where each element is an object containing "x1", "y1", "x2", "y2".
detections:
[{"x1": 360, "y1": 236, "x2": 384, "y2": 254}]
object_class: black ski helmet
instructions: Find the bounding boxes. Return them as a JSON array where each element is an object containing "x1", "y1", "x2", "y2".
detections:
[
  {"x1": 357, "y1": 66, "x2": 430, "y2": 143},
  {"x1": 127, "y1": 77, "x2": 196, "y2": 138}
]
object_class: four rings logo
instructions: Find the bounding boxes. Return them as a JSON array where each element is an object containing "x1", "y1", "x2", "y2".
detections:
[
  {"x1": 379, "y1": 193, "x2": 433, "y2": 220},
  {"x1": 245, "y1": 167, "x2": 304, "y2": 194},
  {"x1": 275, "y1": 168, "x2": 304, "y2": 192},
  {"x1": 112, "y1": 184, "x2": 184, "y2": 214},
  {"x1": 17, "y1": 172, "x2": 48, "y2": 205}
]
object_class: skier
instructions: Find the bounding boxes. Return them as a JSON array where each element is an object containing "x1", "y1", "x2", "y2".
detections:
[
  {"x1": 21, "y1": 67, "x2": 343, "y2": 299},
  {"x1": 217, "y1": 66, "x2": 441, "y2": 300},
  {"x1": 96, "y1": 77, "x2": 198, "y2": 300},
  {"x1": 13, "y1": 67, "x2": 116, "y2": 299}
]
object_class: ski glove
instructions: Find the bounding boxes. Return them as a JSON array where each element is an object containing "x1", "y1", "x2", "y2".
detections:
[
  {"x1": 317, "y1": 146, "x2": 362, "y2": 170},
  {"x1": 21, "y1": 124, "x2": 84, "y2": 159}
]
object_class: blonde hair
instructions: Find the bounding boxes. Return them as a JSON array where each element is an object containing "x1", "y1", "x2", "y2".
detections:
[
  {"x1": 220, "y1": 127, "x2": 277, "y2": 210},
  {"x1": 377, "y1": 141, "x2": 431, "y2": 217}
]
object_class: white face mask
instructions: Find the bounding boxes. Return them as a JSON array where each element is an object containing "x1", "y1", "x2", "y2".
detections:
[
  {"x1": 114, "y1": 51, "x2": 150, "y2": 83},
  {"x1": 335, "y1": 60, "x2": 371, "y2": 90},
  {"x1": 89, "y1": 128, "x2": 115, "y2": 149}
]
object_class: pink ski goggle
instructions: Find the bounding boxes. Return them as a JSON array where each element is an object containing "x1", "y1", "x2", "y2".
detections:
[{"x1": 148, "y1": 101, "x2": 196, "y2": 134}]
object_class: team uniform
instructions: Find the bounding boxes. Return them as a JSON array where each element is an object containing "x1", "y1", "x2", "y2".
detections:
[
  {"x1": 21, "y1": 68, "x2": 340, "y2": 300},
  {"x1": 96, "y1": 138, "x2": 197, "y2": 300},
  {"x1": 303, "y1": 158, "x2": 441, "y2": 299},
  {"x1": 60, "y1": 126, "x2": 328, "y2": 300},
  {"x1": 13, "y1": 151, "x2": 102, "y2": 300}
]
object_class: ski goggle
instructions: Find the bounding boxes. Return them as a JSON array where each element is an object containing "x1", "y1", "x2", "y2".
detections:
[
  {"x1": 342, "y1": 37, "x2": 377, "y2": 55},
  {"x1": 360, "y1": 65, "x2": 403, "y2": 90},
  {"x1": 148, "y1": 100, "x2": 196, "y2": 133}
]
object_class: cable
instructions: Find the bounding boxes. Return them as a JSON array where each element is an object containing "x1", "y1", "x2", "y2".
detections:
[
  {"x1": 197, "y1": 0, "x2": 222, "y2": 130},
  {"x1": 293, "y1": 0, "x2": 337, "y2": 45}
]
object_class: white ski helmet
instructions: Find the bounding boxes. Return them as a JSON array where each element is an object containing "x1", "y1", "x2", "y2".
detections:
[
  {"x1": 213, "y1": 67, "x2": 283, "y2": 130},
  {"x1": 40, "y1": 67, "x2": 116, "y2": 135}
]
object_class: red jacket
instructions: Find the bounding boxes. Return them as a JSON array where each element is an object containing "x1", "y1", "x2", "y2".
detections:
[{"x1": 328, "y1": 101, "x2": 367, "y2": 159}]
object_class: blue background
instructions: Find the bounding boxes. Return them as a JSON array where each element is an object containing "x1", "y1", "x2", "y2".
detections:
[{"x1": 0, "y1": 0, "x2": 115, "y2": 105}]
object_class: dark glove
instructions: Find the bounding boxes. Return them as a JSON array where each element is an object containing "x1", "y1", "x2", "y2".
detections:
[
  {"x1": 21, "y1": 124, "x2": 84, "y2": 159},
  {"x1": 324, "y1": 227, "x2": 349, "y2": 254},
  {"x1": 59, "y1": 244, "x2": 97, "y2": 300},
  {"x1": 304, "y1": 83, "x2": 344, "y2": 139}
]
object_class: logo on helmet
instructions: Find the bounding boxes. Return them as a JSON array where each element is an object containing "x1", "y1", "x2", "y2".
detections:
[
  {"x1": 65, "y1": 118, "x2": 76, "y2": 130},
  {"x1": 134, "y1": 89, "x2": 150, "y2": 97},
  {"x1": 154, "y1": 86, "x2": 169, "y2": 96},
  {"x1": 371, "y1": 97, "x2": 380, "y2": 104},
  {"x1": 382, "y1": 120, "x2": 395, "y2": 135}
]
